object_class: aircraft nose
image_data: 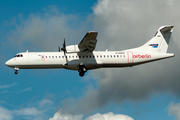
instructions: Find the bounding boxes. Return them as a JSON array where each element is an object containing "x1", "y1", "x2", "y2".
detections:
[{"x1": 5, "y1": 60, "x2": 11, "y2": 66}]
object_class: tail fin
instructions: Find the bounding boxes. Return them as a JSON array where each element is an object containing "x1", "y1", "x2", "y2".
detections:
[{"x1": 133, "y1": 25, "x2": 174, "y2": 53}]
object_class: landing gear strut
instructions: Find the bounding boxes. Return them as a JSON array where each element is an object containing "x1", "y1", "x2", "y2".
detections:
[
  {"x1": 14, "y1": 68, "x2": 19, "y2": 75},
  {"x1": 78, "y1": 65, "x2": 87, "y2": 77}
]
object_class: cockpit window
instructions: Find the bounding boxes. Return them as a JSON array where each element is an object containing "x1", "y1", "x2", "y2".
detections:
[
  {"x1": 14, "y1": 54, "x2": 23, "y2": 57},
  {"x1": 154, "y1": 31, "x2": 158, "y2": 36}
]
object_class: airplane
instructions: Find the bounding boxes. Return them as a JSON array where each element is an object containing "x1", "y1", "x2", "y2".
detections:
[{"x1": 5, "y1": 25, "x2": 175, "y2": 77}]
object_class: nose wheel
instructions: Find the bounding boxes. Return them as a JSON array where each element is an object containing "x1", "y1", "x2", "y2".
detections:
[
  {"x1": 15, "y1": 71, "x2": 18, "y2": 74},
  {"x1": 14, "y1": 68, "x2": 19, "y2": 75}
]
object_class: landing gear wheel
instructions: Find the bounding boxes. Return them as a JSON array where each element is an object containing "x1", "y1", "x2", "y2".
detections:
[
  {"x1": 78, "y1": 64, "x2": 87, "y2": 77},
  {"x1": 15, "y1": 71, "x2": 18, "y2": 74},
  {"x1": 79, "y1": 72, "x2": 84, "y2": 77}
]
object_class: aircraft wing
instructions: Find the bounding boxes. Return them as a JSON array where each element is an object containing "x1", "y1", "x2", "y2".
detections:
[{"x1": 78, "y1": 31, "x2": 98, "y2": 52}]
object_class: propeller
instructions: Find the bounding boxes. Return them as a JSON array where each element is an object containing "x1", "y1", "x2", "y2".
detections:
[
  {"x1": 61, "y1": 38, "x2": 68, "y2": 65},
  {"x1": 58, "y1": 46, "x2": 60, "y2": 52},
  {"x1": 61, "y1": 38, "x2": 66, "y2": 54}
]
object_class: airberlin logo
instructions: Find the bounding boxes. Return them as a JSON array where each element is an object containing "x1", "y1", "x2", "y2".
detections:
[
  {"x1": 149, "y1": 44, "x2": 158, "y2": 48},
  {"x1": 133, "y1": 54, "x2": 151, "y2": 58}
]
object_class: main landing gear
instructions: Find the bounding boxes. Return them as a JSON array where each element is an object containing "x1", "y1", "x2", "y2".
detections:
[
  {"x1": 78, "y1": 64, "x2": 87, "y2": 77},
  {"x1": 14, "y1": 68, "x2": 19, "y2": 75}
]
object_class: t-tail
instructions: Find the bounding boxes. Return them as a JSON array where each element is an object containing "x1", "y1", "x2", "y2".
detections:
[{"x1": 129, "y1": 25, "x2": 174, "y2": 53}]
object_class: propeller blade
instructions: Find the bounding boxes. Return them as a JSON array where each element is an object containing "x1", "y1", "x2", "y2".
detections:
[
  {"x1": 58, "y1": 46, "x2": 60, "y2": 52},
  {"x1": 64, "y1": 38, "x2": 66, "y2": 48},
  {"x1": 61, "y1": 38, "x2": 68, "y2": 65},
  {"x1": 61, "y1": 38, "x2": 66, "y2": 53}
]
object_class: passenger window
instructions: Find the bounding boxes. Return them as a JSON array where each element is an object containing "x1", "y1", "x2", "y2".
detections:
[
  {"x1": 117, "y1": 55, "x2": 119, "y2": 57},
  {"x1": 59, "y1": 56, "x2": 61, "y2": 58},
  {"x1": 114, "y1": 55, "x2": 116, "y2": 57},
  {"x1": 93, "y1": 55, "x2": 95, "y2": 58},
  {"x1": 97, "y1": 55, "x2": 98, "y2": 58},
  {"x1": 120, "y1": 55, "x2": 122, "y2": 57},
  {"x1": 46, "y1": 56, "x2": 47, "y2": 58},
  {"x1": 69, "y1": 56, "x2": 71, "y2": 58},
  {"x1": 110, "y1": 55, "x2": 112, "y2": 58},
  {"x1": 79, "y1": 56, "x2": 81, "y2": 58},
  {"x1": 89, "y1": 56, "x2": 91, "y2": 58},
  {"x1": 86, "y1": 56, "x2": 88, "y2": 58},
  {"x1": 124, "y1": 55, "x2": 125, "y2": 57},
  {"x1": 62, "y1": 56, "x2": 64, "y2": 58},
  {"x1": 107, "y1": 55, "x2": 109, "y2": 58},
  {"x1": 49, "y1": 56, "x2": 51, "y2": 58},
  {"x1": 72, "y1": 56, "x2": 74, "y2": 58},
  {"x1": 104, "y1": 55, "x2": 106, "y2": 58},
  {"x1": 52, "y1": 56, "x2": 54, "y2": 58},
  {"x1": 100, "y1": 55, "x2": 102, "y2": 58},
  {"x1": 83, "y1": 56, "x2": 85, "y2": 58},
  {"x1": 56, "y1": 56, "x2": 57, "y2": 58}
]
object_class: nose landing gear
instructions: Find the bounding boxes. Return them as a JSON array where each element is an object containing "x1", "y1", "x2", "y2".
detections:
[{"x1": 14, "y1": 68, "x2": 19, "y2": 75}]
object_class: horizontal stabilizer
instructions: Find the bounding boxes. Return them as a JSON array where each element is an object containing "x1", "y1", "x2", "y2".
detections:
[{"x1": 159, "y1": 25, "x2": 174, "y2": 34}]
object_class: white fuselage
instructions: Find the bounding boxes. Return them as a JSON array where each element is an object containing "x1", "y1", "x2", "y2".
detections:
[
  {"x1": 5, "y1": 25, "x2": 175, "y2": 76},
  {"x1": 5, "y1": 51, "x2": 174, "y2": 71}
]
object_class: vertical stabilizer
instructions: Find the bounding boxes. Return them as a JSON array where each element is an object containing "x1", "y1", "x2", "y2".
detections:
[{"x1": 131, "y1": 25, "x2": 174, "y2": 53}]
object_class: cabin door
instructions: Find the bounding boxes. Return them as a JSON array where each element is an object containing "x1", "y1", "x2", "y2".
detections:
[{"x1": 128, "y1": 52, "x2": 133, "y2": 63}]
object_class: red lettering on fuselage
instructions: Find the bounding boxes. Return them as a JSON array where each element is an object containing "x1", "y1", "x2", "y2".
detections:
[{"x1": 133, "y1": 54, "x2": 151, "y2": 58}]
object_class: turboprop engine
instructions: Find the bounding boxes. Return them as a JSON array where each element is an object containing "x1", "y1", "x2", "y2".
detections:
[{"x1": 66, "y1": 45, "x2": 80, "y2": 53}]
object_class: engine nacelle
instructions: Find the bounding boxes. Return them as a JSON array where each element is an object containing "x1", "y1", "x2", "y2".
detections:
[{"x1": 66, "y1": 45, "x2": 80, "y2": 53}]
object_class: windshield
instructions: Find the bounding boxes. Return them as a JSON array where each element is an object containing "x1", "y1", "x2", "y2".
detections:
[{"x1": 14, "y1": 54, "x2": 23, "y2": 57}]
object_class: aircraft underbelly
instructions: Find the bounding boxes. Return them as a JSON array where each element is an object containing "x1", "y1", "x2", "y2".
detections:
[
  {"x1": 17, "y1": 64, "x2": 63, "y2": 69},
  {"x1": 102, "y1": 63, "x2": 130, "y2": 67},
  {"x1": 63, "y1": 60, "x2": 103, "y2": 70}
]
